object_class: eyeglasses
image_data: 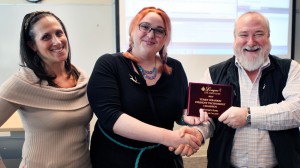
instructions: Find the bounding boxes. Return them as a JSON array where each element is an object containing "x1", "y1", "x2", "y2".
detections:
[{"x1": 138, "y1": 22, "x2": 166, "y2": 38}]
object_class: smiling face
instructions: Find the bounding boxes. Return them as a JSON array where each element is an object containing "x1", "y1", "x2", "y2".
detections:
[
  {"x1": 233, "y1": 12, "x2": 271, "y2": 71},
  {"x1": 131, "y1": 12, "x2": 166, "y2": 57},
  {"x1": 28, "y1": 16, "x2": 68, "y2": 67}
]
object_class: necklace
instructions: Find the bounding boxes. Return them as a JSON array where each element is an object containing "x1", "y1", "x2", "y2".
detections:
[
  {"x1": 137, "y1": 58, "x2": 157, "y2": 80},
  {"x1": 138, "y1": 65, "x2": 157, "y2": 80}
]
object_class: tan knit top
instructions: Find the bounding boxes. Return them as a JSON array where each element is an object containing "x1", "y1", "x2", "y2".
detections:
[{"x1": 0, "y1": 67, "x2": 93, "y2": 168}]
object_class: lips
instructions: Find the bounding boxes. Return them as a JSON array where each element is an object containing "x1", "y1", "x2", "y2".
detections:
[
  {"x1": 244, "y1": 48, "x2": 260, "y2": 52},
  {"x1": 51, "y1": 46, "x2": 65, "y2": 53},
  {"x1": 243, "y1": 46, "x2": 261, "y2": 52},
  {"x1": 142, "y1": 38, "x2": 155, "y2": 45}
]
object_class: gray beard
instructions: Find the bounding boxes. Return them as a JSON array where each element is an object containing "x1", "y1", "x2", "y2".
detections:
[
  {"x1": 238, "y1": 53, "x2": 265, "y2": 71},
  {"x1": 234, "y1": 45, "x2": 270, "y2": 72}
]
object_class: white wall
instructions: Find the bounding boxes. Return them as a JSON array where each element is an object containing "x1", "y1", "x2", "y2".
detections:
[{"x1": 0, "y1": 0, "x2": 116, "y2": 84}]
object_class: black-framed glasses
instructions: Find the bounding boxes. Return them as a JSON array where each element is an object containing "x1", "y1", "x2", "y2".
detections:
[{"x1": 138, "y1": 22, "x2": 166, "y2": 38}]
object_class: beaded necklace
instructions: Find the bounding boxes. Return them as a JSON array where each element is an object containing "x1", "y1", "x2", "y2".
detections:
[{"x1": 137, "y1": 58, "x2": 157, "y2": 80}]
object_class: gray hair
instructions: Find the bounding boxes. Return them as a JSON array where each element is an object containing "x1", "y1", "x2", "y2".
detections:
[{"x1": 233, "y1": 11, "x2": 270, "y2": 38}]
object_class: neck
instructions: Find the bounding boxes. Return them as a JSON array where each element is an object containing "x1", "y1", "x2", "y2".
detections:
[
  {"x1": 245, "y1": 69, "x2": 259, "y2": 83},
  {"x1": 44, "y1": 62, "x2": 67, "y2": 77},
  {"x1": 131, "y1": 48, "x2": 156, "y2": 64},
  {"x1": 138, "y1": 55, "x2": 157, "y2": 69}
]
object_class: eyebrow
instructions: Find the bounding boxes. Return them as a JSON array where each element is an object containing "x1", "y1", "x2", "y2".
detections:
[
  {"x1": 238, "y1": 30, "x2": 265, "y2": 34},
  {"x1": 141, "y1": 22, "x2": 165, "y2": 29}
]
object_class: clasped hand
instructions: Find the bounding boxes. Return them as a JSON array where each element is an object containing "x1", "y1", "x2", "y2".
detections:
[
  {"x1": 168, "y1": 109, "x2": 208, "y2": 157},
  {"x1": 218, "y1": 106, "x2": 248, "y2": 129}
]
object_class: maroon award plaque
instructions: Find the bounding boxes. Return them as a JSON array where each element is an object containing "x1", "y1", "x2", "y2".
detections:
[{"x1": 187, "y1": 82, "x2": 233, "y2": 118}]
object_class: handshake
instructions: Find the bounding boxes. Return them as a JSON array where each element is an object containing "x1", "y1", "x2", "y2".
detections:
[{"x1": 167, "y1": 109, "x2": 209, "y2": 157}]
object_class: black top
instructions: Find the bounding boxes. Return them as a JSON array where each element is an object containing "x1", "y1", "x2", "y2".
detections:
[{"x1": 87, "y1": 53, "x2": 188, "y2": 168}]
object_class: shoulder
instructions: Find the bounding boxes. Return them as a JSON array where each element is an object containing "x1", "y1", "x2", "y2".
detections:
[
  {"x1": 269, "y1": 55, "x2": 291, "y2": 65},
  {"x1": 0, "y1": 67, "x2": 38, "y2": 100},
  {"x1": 91, "y1": 53, "x2": 131, "y2": 75},
  {"x1": 96, "y1": 53, "x2": 124, "y2": 63},
  {"x1": 291, "y1": 59, "x2": 300, "y2": 68},
  {"x1": 210, "y1": 56, "x2": 235, "y2": 69},
  {"x1": 166, "y1": 57, "x2": 181, "y2": 65},
  {"x1": 13, "y1": 67, "x2": 40, "y2": 84},
  {"x1": 209, "y1": 56, "x2": 235, "y2": 74},
  {"x1": 268, "y1": 55, "x2": 292, "y2": 75},
  {"x1": 93, "y1": 53, "x2": 128, "y2": 68},
  {"x1": 166, "y1": 57, "x2": 184, "y2": 70}
]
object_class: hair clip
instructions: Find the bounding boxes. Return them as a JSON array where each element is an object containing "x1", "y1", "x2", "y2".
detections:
[
  {"x1": 24, "y1": 11, "x2": 39, "y2": 31},
  {"x1": 24, "y1": 11, "x2": 51, "y2": 31},
  {"x1": 129, "y1": 74, "x2": 140, "y2": 84}
]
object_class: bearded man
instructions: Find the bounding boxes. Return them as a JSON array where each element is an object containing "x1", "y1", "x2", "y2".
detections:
[{"x1": 196, "y1": 11, "x2": 300, "y2": 168}]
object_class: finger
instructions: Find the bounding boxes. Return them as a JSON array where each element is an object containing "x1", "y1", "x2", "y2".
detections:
[
  {"x1": 199, "y1": 109, "x2": 205, "y2": 122},
  {"x1": 180, "y1": 145, "x2": 190, "y2": 156},
  {"x1": 189, "y1": 117, "x2": 195, "y2": 125},
  {"x1": 184, "y1": 116, "x2": 199, "y2": 125},
  {"x1": 183, "y1": 109, "x2": 188, "y2": 115},
  {"x1": 222, "y1": 117, "x2": 231, "y2": 124},
  {"x1": 230, "y1": 123, "x2": 237, "y2": 128},
  {"x1": 186, "y1": 148, "x2": 194, "y2": 157},
  {"x1": 204, "y1": 112, "x2": 209, "y2": 122},
  {"x1": 178, "y1": 126, "x2": 187, "y2": 137},
  {"x1": 218, "y1": 110, "x2": 229, "y2": 122},
  {"x1": 193, "y1": 117, "x2": 201, "y2": 125},
  {"x1": 182, "y1": 126, "x2": 197, "y2": 136},
  {"x1": 179, "y1": 145, "x2": 188, "y2": 156},
  {"x1": 180, "y1": 128, "x2": 202, "y2": 146},
  {"x1": 174, "y1": 144, "x2": 185, "y2": 155},
  {"x1": 188, "y1": 135, "x2": 201, "y2": 149},
  {"x1": 168, "y1": 146, "x2": 175, "y2": 152},
  {"x1": 192, "y1": 129, "x2": 202, "y2": 146}
]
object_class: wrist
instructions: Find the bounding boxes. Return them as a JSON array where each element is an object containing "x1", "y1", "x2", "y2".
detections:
[
  {"x1": 178, "y1": 115, "x2": 187, "y2": 125},
  {"x1": 246, "y1": 107, "x2": 251, "y2": 124},
  {"x1": 160, "y1": 129, "x2": 176, "y2": 147}
]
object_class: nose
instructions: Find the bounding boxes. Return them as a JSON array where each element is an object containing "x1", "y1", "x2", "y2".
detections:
[
  {"x1": 147, "y1": 28, "x2": 155, "y2": 38},
  {"x1": 52, "y1": 36, "x2": 61, "y2": 45},
  {"x1": 147, "y1": 28, "x2": 155, "y2": 33},
  {"x1": 247, "y1": 36, "x2": 256, "y2": 47}
]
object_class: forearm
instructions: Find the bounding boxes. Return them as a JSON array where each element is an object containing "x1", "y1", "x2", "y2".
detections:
[
  {"x1": 113, "y1": 113, "x2": 179, "y2": 147},
  {"x1": 251, "y1": 100, "x2": 300, "y2": 130}
]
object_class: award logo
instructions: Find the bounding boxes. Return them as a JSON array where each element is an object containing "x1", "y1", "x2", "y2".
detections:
[{"x1": 187, "y1": 82, "x2": 232, "y2": 118}]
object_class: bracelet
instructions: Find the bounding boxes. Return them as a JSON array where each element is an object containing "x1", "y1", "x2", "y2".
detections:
[{"x1": 179, "y1": 115, "x2": 187, "y2": 125}]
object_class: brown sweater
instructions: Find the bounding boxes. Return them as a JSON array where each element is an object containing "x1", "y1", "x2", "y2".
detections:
[{"x1": 0, "y1": 67, "x2": 93, "y2": 168}]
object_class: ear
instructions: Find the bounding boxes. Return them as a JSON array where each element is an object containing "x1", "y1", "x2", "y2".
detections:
[{"x1": 27, "y1": 41, "x2": 37, "y2": 51}]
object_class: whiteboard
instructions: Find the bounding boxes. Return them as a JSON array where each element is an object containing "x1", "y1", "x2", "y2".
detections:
[{"x1": 0, "y1": 3, "x2": 116, "y2": 84}]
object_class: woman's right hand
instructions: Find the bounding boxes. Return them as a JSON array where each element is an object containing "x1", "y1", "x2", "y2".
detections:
[
  {"x1": 168, "y1": 126, "x2": 204, "y2": 156},
  {"x1": 163, "y1": 126, "x2": 202, "y2": 156}
]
